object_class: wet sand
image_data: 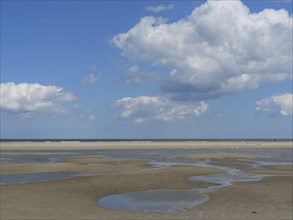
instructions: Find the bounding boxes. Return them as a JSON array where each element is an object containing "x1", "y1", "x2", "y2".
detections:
[
  {"x1": 0, "y1": 156, "x2": 150, "y2": 175},
  {"x1": 1, "y1": 166, "x2": 220, "y2": 219},
  {"x1": 0, "y1": 141, "x2": 292, "y2": 219}
]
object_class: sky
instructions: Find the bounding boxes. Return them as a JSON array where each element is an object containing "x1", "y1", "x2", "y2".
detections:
[{"x1": 0, "y1": 0, "x2": 292, "y2": 139}]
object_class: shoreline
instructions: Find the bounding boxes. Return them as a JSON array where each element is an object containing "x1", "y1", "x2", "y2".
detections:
[{"x1": 1, "y1": 140, "x2": 292, "y2": 150}]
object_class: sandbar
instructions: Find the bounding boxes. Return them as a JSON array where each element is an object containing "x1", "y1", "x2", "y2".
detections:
[{"x1": 1, "y1": 140, "x2": 292, "y2": 150}]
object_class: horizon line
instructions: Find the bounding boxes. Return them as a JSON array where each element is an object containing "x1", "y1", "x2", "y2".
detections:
[{"x1": 1, "y1": 138, "x2": 292, "y2": 142}]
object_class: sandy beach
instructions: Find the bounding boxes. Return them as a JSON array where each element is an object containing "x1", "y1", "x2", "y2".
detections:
[
  {"x1": 0, "y1": 141, "x2": 292, "y2": 219},
  {"x1": 1, "y1": 140, "x2": 292, "y2": 150}
]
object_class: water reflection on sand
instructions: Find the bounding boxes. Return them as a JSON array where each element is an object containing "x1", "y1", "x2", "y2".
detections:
[
  {"x1": 1, "y1": 148, "x2": 292, "y2": 212},
  {"x1": 98, "y1": 158, "x2": 269, "y2": 212}
]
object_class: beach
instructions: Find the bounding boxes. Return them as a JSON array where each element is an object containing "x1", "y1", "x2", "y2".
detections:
[
  {"x1": 0, "y1": 141, "x2": 292, "y2": 219},
  {"x1": 1, "y1": 140, "x2": 292, "y2": 150}
]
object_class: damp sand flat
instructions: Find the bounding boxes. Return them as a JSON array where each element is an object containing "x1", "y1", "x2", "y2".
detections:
[
  {"x1": 0, "y1": 141, "x2": 292, "y2": 219},
  {"x1": 1, "y1": 164, "x2": 292, "y2": 219}
]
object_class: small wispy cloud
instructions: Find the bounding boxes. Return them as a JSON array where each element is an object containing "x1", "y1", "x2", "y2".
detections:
[
  {"x1": 145, "y1": 4, "x2": 174, "y2": 13},
  {"x1": 125, "y1": 65, "x2": 159, "y2": 84},
  {"x1": 88, "y1": 115, "x2": 95, "y2": 120},
  {"x1": 80, "y1": 111, "x2": 96, "y2": 120},
  {"x1": 82, "y1": 73, "x2": 101, "y2": 85},
  {"x1": 217, "y1": 112, "x2": 229, "y2": 118},
  {"x1": 256, "y1": 93, "x2": 293, "y2": 117},
  {"x1": 115, "y1": 96, "x2": 208, "y2": 123}
]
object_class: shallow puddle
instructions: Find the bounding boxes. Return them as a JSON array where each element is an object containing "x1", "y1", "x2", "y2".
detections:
[
  {"x1": 99, "y1": 189, "x2": 209, "y2": 212},
  {"x1": 98, "y1": 160, "x2": 268, "y2": 212}
]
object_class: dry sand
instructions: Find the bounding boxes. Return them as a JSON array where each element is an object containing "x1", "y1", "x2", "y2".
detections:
[
  {"x1": 0, "y1": 141, "x2": 292, "y2": 219},
  {"x1": 1, "y1": 140, "x2": 292, "y2": 150}
]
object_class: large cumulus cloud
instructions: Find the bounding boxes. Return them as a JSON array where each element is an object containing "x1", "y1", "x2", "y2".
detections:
[
  {"x1": 0, "y1": 82, "x2": 76, "y2": 114},
  {"x1": 112, "y1": 0, "x2": 292, "y2": 100}
]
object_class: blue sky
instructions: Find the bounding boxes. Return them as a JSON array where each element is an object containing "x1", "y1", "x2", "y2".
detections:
[{"x1": 1, "y1": 0, "x2": 292, "y2": 139}]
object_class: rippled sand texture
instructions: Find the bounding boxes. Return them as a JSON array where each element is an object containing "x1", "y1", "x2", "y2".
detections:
[{"x1": 0, "y1": 141, "x2": 292, "y2": 219}]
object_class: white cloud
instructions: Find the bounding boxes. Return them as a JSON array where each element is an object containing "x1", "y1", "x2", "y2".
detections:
[
  {"x1": 0, "y1": 82, "x2": 76, "y2": 114},
  {"x1": 125, "y1": 65, "x2": 160, "y2": 84},
  {"x1": 146, "y1": 4, "x2": 174, "y2": 13},
  {"x1": 256, "y1": 93, "x2": 293, "y2": 117},
  {"x1": 87, "y1": 114, "x2": 96, "y2": 120},
  {"x1": 115, "y1": 96, "x2": 208, "y2": 123},
  {"x1": 82, "y1": 73, "x2": 100, "y2": 84},
  {"x1": 112, "y1": 0, "x2": 292, "y2": 100},
  {"x1": 81, "y1": 114, "x2": 96, "y2": 120},
  {"x1": 80, "y1": 109, "x2": 96, "y2": 121}
]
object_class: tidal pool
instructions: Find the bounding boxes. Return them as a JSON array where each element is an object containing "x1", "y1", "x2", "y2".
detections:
[
  {"x1": 98, "y1": 171, "x2": 267, "y2": 213},
  {"x1": 99, "y1": 189, "x2": 209, "y2": 212},
  {"x1": 98, "y1": 158, "x2": 269, "y2": 213}
]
